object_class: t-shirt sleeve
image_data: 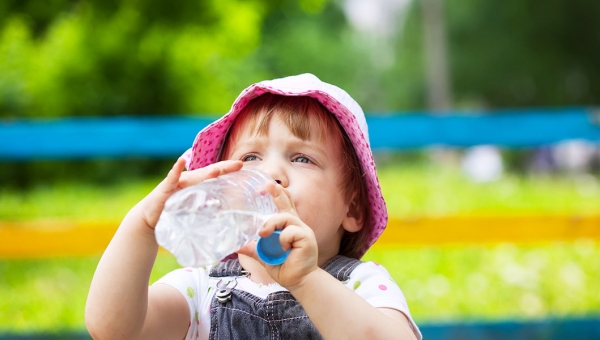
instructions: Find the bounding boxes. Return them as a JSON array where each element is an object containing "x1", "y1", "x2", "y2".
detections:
[
  {"x1": 153, "y1": 267, "x2": 211, "y2": 339},
  {"x1": 348, "y1": 262, "x2": 422, "y2": 340}
]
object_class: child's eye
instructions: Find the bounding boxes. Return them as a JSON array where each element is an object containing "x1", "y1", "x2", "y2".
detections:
[
  {"x1": 292, "y1": 155, "x2": 311, "y2": 164},
  {"x1": 241, "y1": 154, "x2": 260, "y2": 162}
]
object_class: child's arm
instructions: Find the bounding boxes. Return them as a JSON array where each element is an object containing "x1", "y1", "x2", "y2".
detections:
[
  {"x1": 85, "y1": 158, "x2": 243, "y2": 340},
  {"x1": 288, "y1": 268, "x2": 418, "y2": 340},
  {"x1": 240, "y1": 183, "x2": 419, "y2": 340}
]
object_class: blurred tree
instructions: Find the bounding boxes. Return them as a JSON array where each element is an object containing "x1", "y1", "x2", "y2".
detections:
[
  {"x1": 252, "y1": 2, "x2": 372, "y2": 105},
  {"x1": 250, "y1": 0, "x2": 426, "y2": 112},
  {"x1": 446, "y1": 0, "x2": 600, "y2": 108},
  {"x1": 2, "y1": 0, "x2": 599, "y2": 185},
  {"x1": 0, "y1": 0, "x2": 340, "y2": 185},
  {"x1": 1, "y1": 0, "x2": 599, "y2": 118},
  {"x1": 0, "y1": 0, "x2": 275, "y2": 118},
  {"x1": 374, "y1": 0, "x2": 600, "y2": 110}
]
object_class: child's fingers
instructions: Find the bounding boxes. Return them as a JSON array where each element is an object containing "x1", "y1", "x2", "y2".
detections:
[
  {"x1": 139, "y1": 157, "x2": 186, "y2": 229},
  {"x1": 277, "y1": 224, "x2": 313, "y2": 252},
  {"x1": 239, "y1": 224, "x2": 309, "y2": 265},
  {"x1": 142, "y1": 159, "x2": 242, "y2": 229},
  {"x1": 178, "y1": 160, "x2": 243, "y2": 188},
  {"x1": 155, "y1": 157, "x2": 187, "y2": 195},
  {"x1": 237, "y1": 240, "x2": 258, "y2": 259},
  {"x1": 265, "y1": 182, "x2": 296, "y2": 214},
  {"x1": 153, "y1": 159, "x2": 242, "y2": 206},
  {"x1": 258, "y1": 212, "x2": 300, "y2": 239},
  {"x1": 240, "y1": 224, "x2": 312, "y2": 264}
]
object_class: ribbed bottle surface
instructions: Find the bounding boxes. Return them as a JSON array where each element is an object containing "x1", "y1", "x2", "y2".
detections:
[{"x1": 155, "y1": 169, "x2": 277, "y2": 267}]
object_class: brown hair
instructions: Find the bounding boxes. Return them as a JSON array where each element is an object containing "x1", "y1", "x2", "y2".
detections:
[{"x1": 220, "y1": 94, "x2": 371, "y2": 259}]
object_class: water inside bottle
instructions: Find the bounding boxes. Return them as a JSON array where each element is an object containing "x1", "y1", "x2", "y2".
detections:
[{"x1": 158, "y1": 209, "x2": 275, "y2": 267}]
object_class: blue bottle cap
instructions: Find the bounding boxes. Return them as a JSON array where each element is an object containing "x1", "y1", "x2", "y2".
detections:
[{"x1": 256, "y1": 230, "x2": 290, "y2": 266}]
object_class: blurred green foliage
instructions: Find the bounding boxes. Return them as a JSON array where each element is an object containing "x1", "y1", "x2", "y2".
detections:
[
  {"x1": 366, "y1": 241, "x2": 600, "y2": 322},
  {"x1": 0, "y1": 158, "x2": 175, "y2": 188},
  {"x1": 447, "y1": 0, "x2": 600, "y2": 108},
  {"x1": 1, "y1": 0, "x2": 598, "y2": 119},
  {"x1": 0, "y1": 0, "x2": 275, "y2": 117},
  {"x1": 0, "y1": 0, "x2": 599, "y2": 184},
  {"x1": 2, "y1": 158, "x2": 599, "y2": 221},
  {"x1": 1, "y1": 242, "x2": 599, "y2": 332},
  {"x1": 1, "y1": 159, "x2": 599, "y2": 331}
]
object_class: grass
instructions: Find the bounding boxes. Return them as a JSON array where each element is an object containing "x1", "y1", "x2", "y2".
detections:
[
  {"x1": 1, "y1": 160, "x2": 598, "y2": 222},
  {"x1": 377, "y1": 160, "x2": 600, "y2": 216},
  {"x1": 0, "y1": 160, "x2": 599, "y2": 332},
  {"x1": 1, "y1": 242, "x2": 599, "y2": 332},
  {"x1": 0, "y1": 255, "x2": 179, "y2": 333},
  {"x1": 0, "y1": 180, "x2": 156, "y2": 222},
  {"x1": 365, "y1": 241, "x2": 600, "y2": 322}
]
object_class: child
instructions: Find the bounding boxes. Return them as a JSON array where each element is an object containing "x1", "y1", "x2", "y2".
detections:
[{"x1": 85, "y1": 74, "x2": 422, "y2": 340}]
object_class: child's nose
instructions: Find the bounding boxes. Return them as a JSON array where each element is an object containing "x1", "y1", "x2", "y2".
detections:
[
  {"x1": 257, "y1": 157, "x2": 289, "y2": 187},
  {"x1": 270, "y1": 174, "x2": 288, "y2": 187},
  {"x1": 262, "y1": 165, "x2": 288, "y2": 187}
]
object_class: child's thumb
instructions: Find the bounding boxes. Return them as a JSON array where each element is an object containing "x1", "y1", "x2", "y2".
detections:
[{"x1": 237, "y1": 240, "x2": 259, "y2": 261}]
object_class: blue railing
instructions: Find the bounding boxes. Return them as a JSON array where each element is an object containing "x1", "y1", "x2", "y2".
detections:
[
  {"x1": 1, "y1": 107, "x2": 599, "y2": 160},
  {"x1": 1, "y1": 316, "x2": 599, "y2": 340}
]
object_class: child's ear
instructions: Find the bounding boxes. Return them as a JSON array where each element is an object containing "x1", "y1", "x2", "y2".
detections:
[{"x1": 342, "y1": 197, "x2": 364, "y2": 233}]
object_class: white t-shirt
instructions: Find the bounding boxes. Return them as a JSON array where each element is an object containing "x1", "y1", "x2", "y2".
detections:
[{"x1": 155, "y1": 261, "x2": 422, "y2": 340}]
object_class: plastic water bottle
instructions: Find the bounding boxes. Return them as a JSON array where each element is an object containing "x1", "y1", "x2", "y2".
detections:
[{"x1": 155, "y1": 168, "x2": 290, "y2": 267}]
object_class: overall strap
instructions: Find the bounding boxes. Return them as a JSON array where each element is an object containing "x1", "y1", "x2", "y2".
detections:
[
  {"x1": 209, "y1": 255, "x2": 362, "y2": 281},
  {"x1": 320, "y1": 255, "x2": 362, "y2": 281},
  {"x1": 209, "y1": 259, "x2": 244, "y2": 278},
  {"x1": 208, "y1": 255, "x2": 362, "y2": 339}
]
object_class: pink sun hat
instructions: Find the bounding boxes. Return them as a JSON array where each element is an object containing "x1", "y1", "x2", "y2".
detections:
[{"x1": 183, "y1": 73, "x2": 388, "y2": 257}]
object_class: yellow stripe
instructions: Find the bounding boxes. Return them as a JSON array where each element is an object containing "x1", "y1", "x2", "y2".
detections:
[
  {"x1": 375, "y1": 215, "x2": 600, "y2": 248},
  {"x1": 0, "y1": 221, "x2": 118, "y2": 258},
  {"x1": 1, "y1": 215, "x2": 599, "y2": 258}
]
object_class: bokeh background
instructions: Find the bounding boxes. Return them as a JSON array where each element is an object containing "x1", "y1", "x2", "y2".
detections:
[{"x1": 1, "y1": 0, "x2": 599, "y2": 339}]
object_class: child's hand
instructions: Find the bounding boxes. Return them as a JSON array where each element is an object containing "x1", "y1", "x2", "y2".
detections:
[
  {"x1": 239, "y1": 181, "x2": 319, "y2": 288},
  {"x1": 137, "y1": 158, "x2": 243, "y2": 230}
]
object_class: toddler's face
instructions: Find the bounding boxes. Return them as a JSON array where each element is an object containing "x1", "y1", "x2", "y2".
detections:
[{"x1": 223, "y1": 112, "x2": 352, "y2": 258}]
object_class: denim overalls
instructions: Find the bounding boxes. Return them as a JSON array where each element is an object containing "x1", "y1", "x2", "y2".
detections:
[{"x1": 208, "y1": 255, "x2": 361, "y2": 339}]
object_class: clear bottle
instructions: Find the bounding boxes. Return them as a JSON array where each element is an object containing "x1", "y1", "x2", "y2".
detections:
[{"x1": 155, "y1": 168, "x2": 289, "y2": 267}]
